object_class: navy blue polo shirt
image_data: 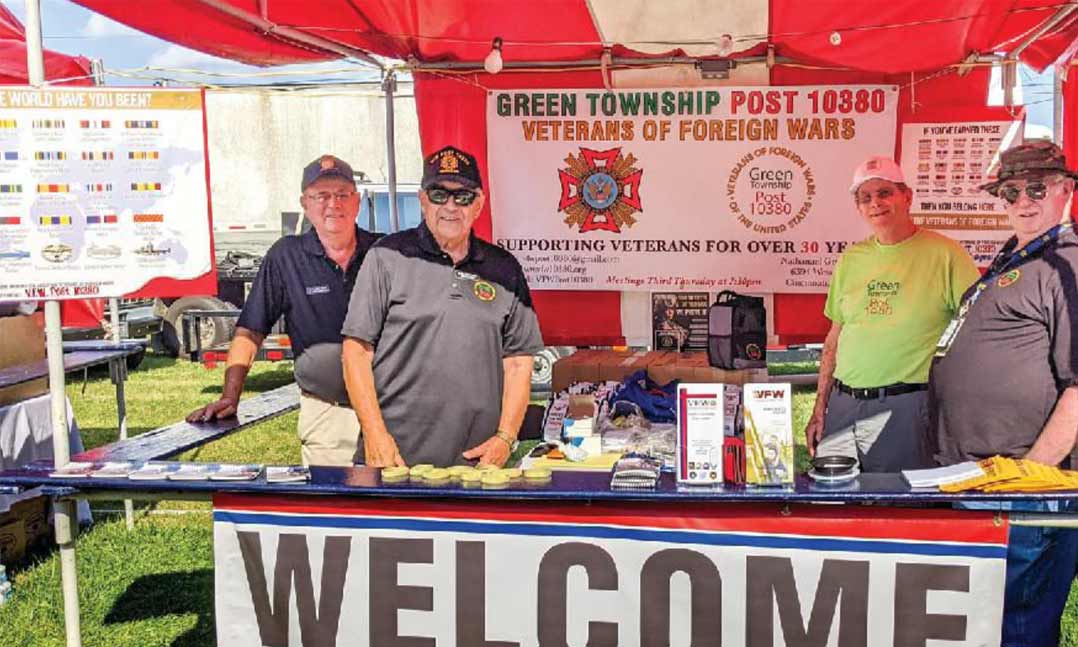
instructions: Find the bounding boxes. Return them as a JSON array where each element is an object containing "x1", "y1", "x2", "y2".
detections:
[
  {"x1": 238, "y1": 225, "x2": 381, "y2": 403},
  {"x1": 342, "y1": 222, "x2": 544, "y2": 466}
]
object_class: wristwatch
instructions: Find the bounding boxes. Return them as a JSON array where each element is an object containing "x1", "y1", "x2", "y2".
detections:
[{"x1": 494, "y1": 430, "x2": 519, "y2": 452}]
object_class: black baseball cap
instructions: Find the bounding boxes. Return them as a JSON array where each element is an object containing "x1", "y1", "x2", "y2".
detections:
[
  {"x1": 421, "y1": 146, "x2": 482, "y2": 190},
  {"x1": 981, "y1": 140, "x2": 1078, "y2": 195},
  {"x1": 301, "y1": 154, "x2": 356, "y2": 192}
]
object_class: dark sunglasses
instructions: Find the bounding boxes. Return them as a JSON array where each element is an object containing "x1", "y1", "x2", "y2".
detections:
[
  {"x1": 426, "y1": 186, "x2": 477, "y2": 206},
  {"x1": 999, "y1": 181, "x2": 1051, "y2": 205}
]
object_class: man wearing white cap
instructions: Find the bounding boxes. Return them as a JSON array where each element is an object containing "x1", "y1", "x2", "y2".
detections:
[{"x1": 803, "y1": 156, "x2": 978, "y2": 471}]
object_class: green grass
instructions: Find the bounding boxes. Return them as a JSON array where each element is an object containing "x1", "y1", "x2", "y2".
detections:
[{"x1": 1, "y1": 354, "x2": 1077, "y2": 645}]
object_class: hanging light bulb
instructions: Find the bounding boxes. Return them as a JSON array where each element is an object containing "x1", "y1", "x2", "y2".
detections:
[{"x1": 484, "y1": 37, "x2": 504, "y2": 74}]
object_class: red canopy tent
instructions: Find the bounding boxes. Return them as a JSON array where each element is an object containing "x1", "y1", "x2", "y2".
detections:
[
  {"x1": 67, "y1": 0, "x2": 1078, "y2": 344},
  {"x1": 0, "y1": 4, "x2": 91, "y2": 85}
]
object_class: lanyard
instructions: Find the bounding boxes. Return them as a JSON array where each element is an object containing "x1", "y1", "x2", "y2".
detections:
[
  {"x1": 936, "y1": 222, "x2": 1071, "y2": 358},
  {"x1": 959, "y1": 222, "x2": 1072, "y2": 317}
]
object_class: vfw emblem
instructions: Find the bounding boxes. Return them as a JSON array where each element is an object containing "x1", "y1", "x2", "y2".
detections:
[{"x1": 557, "y1": 147, "x2": 643, "y2": 233}]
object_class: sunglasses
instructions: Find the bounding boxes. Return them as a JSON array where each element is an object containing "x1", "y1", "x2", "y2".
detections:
[
  {"x1": 999, "y1": 181, "x2": 1053, "y2": 205},
  {"x1": 426, "y1": 186, "x2": 478, "y2": 206}
]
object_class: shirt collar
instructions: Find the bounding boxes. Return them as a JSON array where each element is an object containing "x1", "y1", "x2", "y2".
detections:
[
  {"x1": 417, "y1": 221, "x2": 485, "y2": 264},
  {"x1": 301, "y1": 225, "x2": 367, "y2": 267}
]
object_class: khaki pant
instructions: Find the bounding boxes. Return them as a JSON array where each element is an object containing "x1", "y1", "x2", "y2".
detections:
[
  {"x1": 297, "y1": 392, "x2": 361, "y2": 467},
  {"x1": 817, "y1": 388, "x2": 932, "y2": 472}
]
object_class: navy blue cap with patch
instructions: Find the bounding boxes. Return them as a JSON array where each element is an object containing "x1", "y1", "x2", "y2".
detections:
[
  {"x1": 301, "y1": 154, "x2": 356, "y2": 192},
  {"x1": 422, "y1": 146, "x2": 482, "y2": 190}
]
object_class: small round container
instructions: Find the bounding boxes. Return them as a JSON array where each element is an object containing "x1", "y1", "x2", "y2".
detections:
[
  {"x1": 809, "y1": 455, "x2": 858, "y2": 479},
  {"x1": 523, "y1": 467, "x2": 552, "y2": 484},
  {"x1": 424, "y1": 468, "x2": 451, "y2": 484},
  {"x1": 409, "y1": 464, "x2": 434, "y2": 478},
  {"x1": 381, "y1": 466, "x2": 409, "y2": 483},
  {"x1": 481, "y1": 471, "x2": 511, "y2": 488}
]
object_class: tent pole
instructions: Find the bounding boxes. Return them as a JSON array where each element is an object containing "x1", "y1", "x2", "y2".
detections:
[
  {"x1": 1054, "y1": 67, "x2": 1064, "y2": 145},
  {"x1": 383, "y1": 70, "x2": 399, "y2": 233},
  {"x1": 23, "y1": 0, "x2": 44, "y2": 84},
  {"x1": 192, "y1": 0, "x2": 383, "y2": 69},
  {"x1": 26, "y1": 2, "x2": 82, "y2": 644}
]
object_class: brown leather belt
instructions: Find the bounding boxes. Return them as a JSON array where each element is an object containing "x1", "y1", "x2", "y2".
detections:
[{"x1": 834, "y1": 379, "x2": 927, "y2": 401}]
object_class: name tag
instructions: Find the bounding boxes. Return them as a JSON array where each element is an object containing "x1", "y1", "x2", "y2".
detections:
[
  {"x1": 455, "y1": 270, "x2": 478, "y2": 281},
  {"x1": 305, "y1": 285, "x2": 331, "y2": 295},
  {"x1": 934, "y1": 315, "x2": 965, "y2": 358}
]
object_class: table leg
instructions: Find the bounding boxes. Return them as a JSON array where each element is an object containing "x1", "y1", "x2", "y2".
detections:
[
  {"x1": 108, "y1": 298, "x2": 135, "y2": 531},
  {"x1": 54, "y1": 498, "x2": 81, "y2": 647},
  {"x1": 110, "y1": 358, "x2": 134, "y2": 531}
]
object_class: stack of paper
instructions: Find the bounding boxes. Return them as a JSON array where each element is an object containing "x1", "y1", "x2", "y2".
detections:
[
  {"x1": 905, "y1": 456, "x2": 1078, "y2": 492},
  {"x1": 902, "y1": 462, "x2": 987, "y2": 488},
  {"x1": 128, "y1": 462, "x2": 181, "y2": 480},
  {"x1": 49, "y1": 462, "x2": 95, "y2": 478},
  {"x1": 266, "y1": 466, "x2": 310, "y2": 483}
]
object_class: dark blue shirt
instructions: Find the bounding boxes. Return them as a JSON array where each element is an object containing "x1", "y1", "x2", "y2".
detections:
[{"x1": 238, "y1": 226, "x2": 380, "y2": 402}]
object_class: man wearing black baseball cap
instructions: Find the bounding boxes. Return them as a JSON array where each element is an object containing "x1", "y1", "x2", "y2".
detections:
[
  {"x1": 342, "y1": 146, "x2": 543, "y2": 468},
  {"x1": 930, "y1": 139, "x2": 1078, "y2": 646},
  {"x1": 188, "y1": 154, "x2": 381, "y2": 467}
]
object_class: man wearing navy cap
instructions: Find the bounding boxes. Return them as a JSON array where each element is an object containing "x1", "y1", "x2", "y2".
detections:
[
  {"x1": 930, "y1": 140, "x2": 1078, "y2": 647},
  {"x1": 342, "y1": 146, "x2": 544, "y2": 468},
  {"x1": 187, "y1": 154, "x2": 380, "y2": 467}
]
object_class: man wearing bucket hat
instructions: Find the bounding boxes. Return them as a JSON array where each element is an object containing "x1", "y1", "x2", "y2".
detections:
[
  {"x1": 804, "y1": 155, "x2": 978, "y2": 472},
  {"x1": 187, "y1": 154, "x2": 380, "y2": 467},
  {"x1": 930, "y1": 140, "x2": 1078, "y2": 647},
  {"x1": 341, "y1": 146, "x2": 543, "y2": 468}
]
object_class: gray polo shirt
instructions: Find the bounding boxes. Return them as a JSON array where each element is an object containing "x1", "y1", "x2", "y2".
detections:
[
  {"x1": 342, "y1": 222, "x2": 544, "y2": 466},
  {"x1": 930, "y1": 227, "x2": 1078, "y2": 465}
]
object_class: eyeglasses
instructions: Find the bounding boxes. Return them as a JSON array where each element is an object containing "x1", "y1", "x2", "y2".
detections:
[
  {"x1": 426, "y1": 186, "x2": 478, "y2": 206},
  {"x1": 305, "y1": 191, "x2": 356, "y2": 205},
  {"x1": 999, "y1": 181, "x2": 1054, "y2": 205},
  {"x1": 855, "y1": 187, "x2": 897, "y2": 205}
]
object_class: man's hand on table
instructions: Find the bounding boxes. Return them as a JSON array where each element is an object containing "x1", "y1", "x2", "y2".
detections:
[
  {"x1": 364, "y1": 428, "x2": 406, "y2": 467},
  {"x1": 463, "y1": 435, "x2": 512, "y2": 468},
  {"x1": 186, "y1": 397, "x2": 238, "y2": 423}
]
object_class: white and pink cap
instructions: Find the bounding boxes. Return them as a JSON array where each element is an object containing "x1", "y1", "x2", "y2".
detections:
[{"x1": 849, "y1": 156, "x2": 906, "y2": 193}]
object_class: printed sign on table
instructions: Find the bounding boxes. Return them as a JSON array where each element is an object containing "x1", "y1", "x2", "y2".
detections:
[
  {"x1": 0, "y1": 87, "x2": 212, "y2": 300},
  {"x1": 652, "y1": 291, "x2": 709, "y2": 351},
  {"x1": 899, "y1": 119, "x2": 1023, "y2": 267},
  {"x1": 488, "y1": 86, "x2": 898, "y2": 292},
  {"x1": 215, "y1": 494, "x2": 1007, "y2": 647}
]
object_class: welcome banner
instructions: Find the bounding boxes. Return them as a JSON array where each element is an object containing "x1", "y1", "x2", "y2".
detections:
[
  {"x1": 215, "y1": 495, "x2": 1006, "y2": 646},
  {"x1": 487, "y1": 86, "x2": 898, "y2": 292}
]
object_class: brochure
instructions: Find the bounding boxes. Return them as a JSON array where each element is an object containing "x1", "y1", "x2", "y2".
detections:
[
  {"x1": 90, "y1": 462, "x2": 136, "y2": 479},
  {"x1": 266, "y1": 466, "x2": 311, "y2": 483},
  {"x1": 675, "y1": 383, "x2": 725, "y2": 485},
  {"x1": 209, "y1": 464, "x2": 263, "y2": 481},
  {"x1": 49, "y1": 462, "x2": 96, "y2": 478},
  {"x1": 167, "y1": 464, "x2": 217, "y2": 481},
  {"x1": 127, "y1": 462, "x2": 182, "y2": 480},
  {"x1": 743, "y1": 383, "x2": 795, "y2": 486}
]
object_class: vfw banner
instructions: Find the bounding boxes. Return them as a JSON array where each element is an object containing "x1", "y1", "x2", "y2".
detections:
[
  {"x1": 215, "y1": 495, "x2": 1006, "y2": 646},
  {"x1": 488, "y1": 86, "x2": 897, "y2": 293},
  {"x1": 0, "y1": 87, "x2": 212, "y2": 300}
]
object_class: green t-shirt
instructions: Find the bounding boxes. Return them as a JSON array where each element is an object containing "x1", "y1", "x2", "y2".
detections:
[{"x1": 824, "y1": 228, "x2": 979, "y2": 387}]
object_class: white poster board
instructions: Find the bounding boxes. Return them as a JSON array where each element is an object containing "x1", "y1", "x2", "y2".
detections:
[
  {"x1": 899, "y1": 119, "x2": 1023, "y2": 266},
  {"x1": 488, "y1": 86, "x2": 898, "y2": 292},
  {"x1": 0, "y1": 87, "x2": 212, "y2": 300}
]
